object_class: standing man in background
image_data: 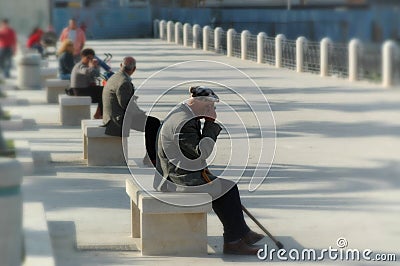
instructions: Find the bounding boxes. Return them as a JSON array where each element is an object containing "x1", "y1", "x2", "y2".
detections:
[
  {"x1": 0, "y1": 19, "x2": 17, "y2": 78},
  {"x1": 59, "y1": 18, "x2": 86, "y2": 62}
]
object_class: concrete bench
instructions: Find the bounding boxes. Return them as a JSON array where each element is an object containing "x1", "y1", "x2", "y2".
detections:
[
  {"x1": 40, "y1": 67, "x2": 58, "y2": 87},
  {"x1": 59, "y1": 95, "x2": 91, "y2": 126},
  {"x1": 84, "y1": 124, "x2": 127, "y2": 166},
  {"x1": 45, "y1": 79, "x2": 70, "y2": 103},
  {"x1": 125, "y1": 178, "x2": 212, "y2": 256},
  {"x1": 81, "y1": 119, "x2": 104, "y2": 160}
]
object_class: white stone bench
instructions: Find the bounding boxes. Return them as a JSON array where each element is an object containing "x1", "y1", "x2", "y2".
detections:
[
  {"x1": 84, "y1": 124, "x2": 127, "y2": 166},
  {"x1": 59, "y1": 95, "x2": 91, "y2": 126},
  {"x1": 125, "y1": 178, "x2": 212, "y2": 256},
  {"x1": 81, "y1": 119, "x2": 104, "y2": 160},
  {"x1": 40, "y1": 67, "x2": 58, "y2": 87},
  {"x1": 45, "y1": 79, "x2": 70, "y2": 104}
]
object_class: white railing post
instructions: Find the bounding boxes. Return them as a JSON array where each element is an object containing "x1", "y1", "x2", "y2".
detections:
[
  {"x1": 241, "y1": 30, "x2": 250, "y2": 60},
  {"x1": 227, "y1": 29, "x2": 236, "y2": 57},
  {"x1": 183, "y1": 23, "x2": 191, "y2": 47},
  {"x1": 167, "y1": 21, "x2": 174, "y2": 43},
  {"x1": 203, "y1": 26, "x2": 211, "y2": 51},
  {"x1": 159, "y1": 20, "x2": 166, "y2": 40},
  {"x1": 382, "y1": 40, "x2": 398, "y2": 88},
  {"x1": 153, "y1": 19, "x2": 160, "y2": 38},
  {"x1": 214, "y1": 27, "x2": 222, "y2": 53},
  {"x1": 296, "y1": 36, "x2": 307, "y2": 72},
  {"x1": 320, "y1": 37, "x2": 332, "y2": 77},
  {"x1": 275, "y1": 34, "x2": 286, "y2": 68},
  {"x1": 175, "y1": 22, "x2": 182, "y2": 44},
  {"x1": 257, "y1": 32, "x2": 267, "y2": 64},
  {"x1": 0, "y1": 158, "x2": 23, "y2": 266},
  {"x1": 193, "y1": 24, "x2": 201, "y2": 49},
  {"x1": 349, "y1": 39, "x2": 361, "y2": 82}
]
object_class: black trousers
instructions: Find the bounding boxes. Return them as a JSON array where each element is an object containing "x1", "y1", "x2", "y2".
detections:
[
  {"x1": 71, "y1": 86, "x2": 103, "y2": 115},
  {"x1": 212, "y1": 183, "x2": 251, "y2": 243},
  {"x1": 130, "y1": 114, "x2": 160, "y2": 162}
]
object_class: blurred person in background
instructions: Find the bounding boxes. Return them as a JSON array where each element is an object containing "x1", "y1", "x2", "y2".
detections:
[
  {"x1": 41, "y1": 25, "x2": 58, "y2": 57},
  {"x1": 59, "y1": 18, "x2": 86, "y2": 63},
  {"x1": 57, "y1": 39, "x2": 74, "y2": 80},
  {"x1": 69, "y1": 48, "x2": 103, "y2": 119},
  {"x1": 26, "y1": 27, "x2": 44, "y2": 57},
  {"x1": 0, "y1": 19, "x2": 17, "y2": 78}
]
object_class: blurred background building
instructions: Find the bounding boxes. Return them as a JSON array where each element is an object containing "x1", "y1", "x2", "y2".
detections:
[{"x1": 0, "y1": 0, "x2": 399, "y2": 42}]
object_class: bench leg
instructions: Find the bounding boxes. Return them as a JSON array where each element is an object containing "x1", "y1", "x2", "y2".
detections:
[
  {"x1": 141, "y1": 213, "x2": 208, "y2": 256},
  {"x1": 83, "y1": 135, "x2": 87, "y2": 159},
  {"x1": 47, "y1": 87, "x2": 67, "y2": 103},
  {"x1": 131, "y1": 200, "x2": 140, "y2": 238}
]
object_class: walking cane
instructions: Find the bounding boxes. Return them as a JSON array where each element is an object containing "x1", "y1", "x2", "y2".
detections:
[{"x1": 241, "y1": 204, "x2": 284, "y2": 249}]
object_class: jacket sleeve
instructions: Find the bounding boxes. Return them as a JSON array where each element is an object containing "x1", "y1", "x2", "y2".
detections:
[
  {"x1": 75, "y1": 64, "x2": 99, "y2": 79},
  {"x1": 116, "y1": 81, "x2": 133, "y2": 110},
  {"x1": 178, "y1": 120, "x2": 222, "y2": 160},
  {"x1": 116, "y1": 82, "x2": 145, "y2": 115}
]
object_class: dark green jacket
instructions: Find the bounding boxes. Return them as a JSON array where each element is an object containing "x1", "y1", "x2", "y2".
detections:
[{"x1": 154, "y1": 103, "x2": 222, "y2": 191}]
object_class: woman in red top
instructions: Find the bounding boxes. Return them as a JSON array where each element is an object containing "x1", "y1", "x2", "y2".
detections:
[{"x1": 26, "y1": 27, "x2": 44, "y2": 57}]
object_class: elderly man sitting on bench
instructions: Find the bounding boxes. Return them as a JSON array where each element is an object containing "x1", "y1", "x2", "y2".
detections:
[
  {"x1": 153, "y1": 86, "x2": 264, "y2": 255},
  {"x1": 102, "y1": 56, "x2": 160, "y2": 166}
]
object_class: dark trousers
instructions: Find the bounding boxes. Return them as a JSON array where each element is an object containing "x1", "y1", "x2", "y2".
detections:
[
  {"x1": 72, "y1": 86, "x2": 103, "y2": 115},
  {"x1": 0, "y1": 47, "x2": 12, "y2": 78},
  {"x1": 130, "y1": 114, "x2": 160, "y2": 162},
  {"x1": 212, "y1": 184, "x2": 250, "y2": 243}
]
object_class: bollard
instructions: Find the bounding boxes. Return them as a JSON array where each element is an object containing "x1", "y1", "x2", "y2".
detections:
[
  {"x1": 192, "y1": 24, "x2": 201, "y2": 49},
  {"x1": 320, "y1": 37, "x2": 332, "y2": 77},
  {"x1": 214, "y1": 27, "x2": 223, "y2": 53},
  {"x1": 183, "y1": 23, "x2": 191, "y2": 47},
  {"x1": 153, "y1": 19, "x2": 160, "y2": 38},
  {"x1": 241, "y1": 30, "x2": 250, "y2": 60},
  {"x1": 275, "y1": 34, "x2": 286, "y2": 68},
  {"x1": 349, "y1": 39, "x2": 361, "y2": 82},
  {"x1": 175, "y1": 22, "x2": 182, "y2": 44},
  {"x1": 203, "y1": 26, "x2": 211, "y2": 51},
  {"x1": 382, "y1": 40, "x2": 398, "y2": 88},
  {"x1": 17, "y1": 53, "x2": 41, "y2": 90},
  {"x1": 227, "y1": 29, "x2": 236, "y2": 57},
  {"x1": 0, "y1": 158, "x2": 23, "y2": 266},
  {"x1": 296, "y1": 36, "x2": 307, "y2": 72},
  {"x1": 167, "y1": 21, "x2": 174, "y2": 43},
  {"x1": 159, "y1": 20, "x2": 166, "y2": 40},
  {"x1": 257, "y1": 32, "x2": 267, "y2": 64}
]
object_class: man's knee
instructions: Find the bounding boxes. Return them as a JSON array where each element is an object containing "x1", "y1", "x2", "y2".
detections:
[{"x1": 146, "y1": 116, "x2": 161, "y2": 130}]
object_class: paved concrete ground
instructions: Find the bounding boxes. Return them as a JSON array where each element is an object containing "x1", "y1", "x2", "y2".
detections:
[{"x1": 1, "y1": 38, "x2": 400, "y2": 265}]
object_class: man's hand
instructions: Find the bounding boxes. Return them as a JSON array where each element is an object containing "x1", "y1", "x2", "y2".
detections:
[{"x1": 89, "y1": 58, "x2": 99, "y2": 68}]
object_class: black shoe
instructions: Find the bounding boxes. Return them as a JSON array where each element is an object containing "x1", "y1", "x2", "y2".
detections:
[
  {"x1": 223, "y1": 239, "x2": 259, "y2": 255},
  {"x1": 242, "y1": 230, "x2": 264, "y2": 245}
]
